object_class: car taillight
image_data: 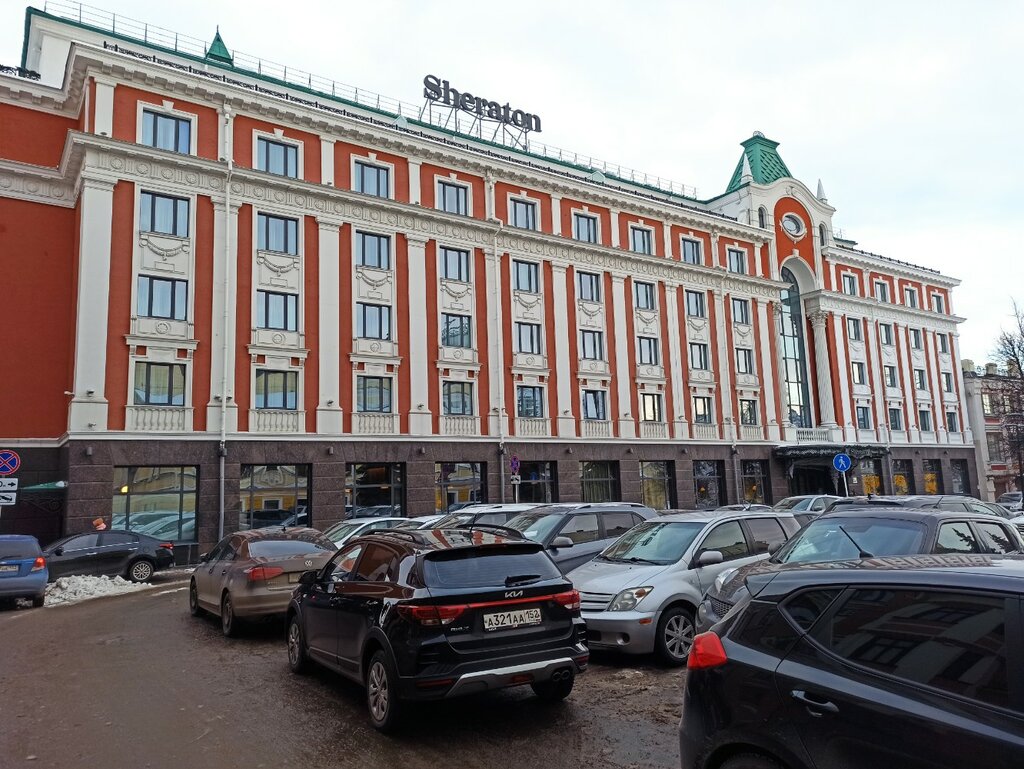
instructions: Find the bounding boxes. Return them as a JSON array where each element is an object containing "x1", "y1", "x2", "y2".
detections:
[
  {"x1": 246, "y1": 566, "x2": 284, "y2": 582},
  {"x1": 552, "y1": 589, "x2": 581, "y2": 612},
  {"x1": 688, "y1": 631, "x2": 729, "y2": 670},
  {"x1": 158, "y1": 542, "x2": 174, "y2": 551},
  {"x1": 397, "y1": 603, "x2": 468, "y2": 626},
  {"x1": 30, "y1": 556, "x2": 46, "y2": 572}
]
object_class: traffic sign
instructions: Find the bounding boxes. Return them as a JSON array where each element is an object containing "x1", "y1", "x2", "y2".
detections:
[
  {"x1": 509, "y1": 474, "x2": 522, "y2": 485},
  {"x1": 510, "y1": 455, "x2": 520, "y2": 475},
  {"x1": 0, "y1": 450, "x2": 20, "y2": 476},
  {"x1": 833, "y1": 453, "x2": 852, "y2": 473},
  {"x1": 0, "y1": 478, "x2": 17, "y2": 491},
  {"x1": 0, "y1": 492, "x2": 16, "y2": 506}
]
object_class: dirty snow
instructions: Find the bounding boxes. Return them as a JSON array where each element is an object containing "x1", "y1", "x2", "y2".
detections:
[{"x1": 44, "y1": 575, "x2": 151, "y2": 607}]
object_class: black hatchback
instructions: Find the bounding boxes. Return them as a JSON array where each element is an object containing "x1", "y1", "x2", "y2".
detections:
[
  {"x1": 43, "y1": 529, "x2": 175, "y2": 582},
  {"x1": 286, "y1": 527, "x2": 588, "y2": 732},
  {"x1": 680, "y1": 555, "x2": 1024, "y2": 769}
]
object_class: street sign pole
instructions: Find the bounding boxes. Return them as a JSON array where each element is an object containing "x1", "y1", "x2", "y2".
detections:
[{"x1": 841, "y1": 470, "x2": 849, "y2": 497}]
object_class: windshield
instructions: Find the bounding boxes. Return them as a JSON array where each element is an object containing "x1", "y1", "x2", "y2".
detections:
[
  {"x1": 322, "y1": 521, "x2": 369, "y2": 541},
  {"x1": 599, "y1": 521, "x2": 705, "y2": 565},
  {"x1": 505, "y1": 512, "x2": 567, "y2": 543},
  {"x1": 248, "y1": 539, "x2": 334, "y2": 558},
  {"x1": 999, "y1": 493, "x2": 1022, "y2": 502},
  {"x1": 775, "y1": 517, "x2": 927, "y2": 563},
  {"x1": 774, "y1": 497, "x2": 808, "y2": 511},
  {"x1": 0, "y1": 539, "x2": 41, "y2": 559},
  {"x1": 423, "y1": 547, "x2": 559, "y2": 588}
]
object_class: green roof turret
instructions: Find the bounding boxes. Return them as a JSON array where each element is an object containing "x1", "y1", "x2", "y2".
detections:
[
  {"x1": 206, "y1": 27, "x2": 233, "y2": 65},
  {"x1": 725, "y1": 132, "x2": 792, "y2": 192}
]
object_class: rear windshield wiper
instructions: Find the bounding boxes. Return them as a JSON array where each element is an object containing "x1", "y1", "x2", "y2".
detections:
[
  {"x1": 505, "y1": 574, "x2": 543, "y2": 587},
  {"x1": 838, "y1": 525, "x2": 874, "y2": 559}
]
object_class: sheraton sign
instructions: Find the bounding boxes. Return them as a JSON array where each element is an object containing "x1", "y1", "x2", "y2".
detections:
[{"x1": 423, "y1": 75, "x2": 542, "y2": 133}]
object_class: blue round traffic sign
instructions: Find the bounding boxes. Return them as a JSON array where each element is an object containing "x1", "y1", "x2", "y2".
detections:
[
  {"x1": 832, "y1": 453, "x2": 852, "y2": 473},
  {"x1": 0, "y1": 449, "x2": 21, "y2": 476}
]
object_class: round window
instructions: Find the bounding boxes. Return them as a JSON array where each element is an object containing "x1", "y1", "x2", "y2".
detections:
[{"x1": 782, "y1": 214, "x2": 805, "y2": 237}]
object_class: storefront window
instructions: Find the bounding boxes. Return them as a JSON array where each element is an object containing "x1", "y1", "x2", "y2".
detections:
[
  {"x1": 923, "y1": 459, "x2": 943, "y2": 494},
  {"x1": 112, "y1": 466, "x2": 197, "y2": 542},
  {"x1": 741, "y1": 460, "x2": 770, "y2": 504},
  {"x1": 950, "y1": 459, "x2": 970, "y2": 495},
  {"x1": 239, "y1": 465, "x2": 310, "y2": 530},
  {"x1": 345, "y1": 463, "x2": 405, "y2": 516},
  {"x1": 694, "y1": 460, "x2": 726, "y2": 509},
  {"x1": 518, "y1": 461, "x2": 557, "y2": 503},
  {"x1": 640, "y1": 461, "x2": 674, "y2": 510},
  {"x1": 892, "y1": 459, "x2": 915, "y2": 496},
  {"x1": 581, "y1": 461, "x2": 620, "y2": 503},
  {"x1": 435, "y1": 462, "x2": 485, "y2": 512},
  {"x1": 859, "y1": 459, "x2": 883, "y2": 495}
]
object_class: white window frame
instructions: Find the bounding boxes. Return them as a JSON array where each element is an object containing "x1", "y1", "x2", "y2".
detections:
[
  {"x1": 841, "y1": 273, "x2": 859, "y2": 296},
  {"x1": 253, "y1": 367, "x2": 302, "y2": 411},
  {"x1": 514, "y1": 322, "x2": 543, "y2": 355},
  {"x1": 637, "y1": 336, "x2": 660, "y2": 365},
  {"x1": 634, "y1": 281, "x2": 656, "y2": 310},
  {"x1": 441, "y1": 380, "x2": 476, "y2": 417},
  {"x1": 931, "y1": 292, "x2": 946, "y2": 313},
  {"x1": 628, "y1": 223, "x2": 655, "y2": 255},
  {"x1": 436, "y1": 177, "x2": 472, "y2": 217},
  {"x1": 439, "y1": 245, "x2": 472, "y2": 283},
  {"x1": 513, "y1": 259, "x2": 541, "y2": 294},
  {"x1": 685, "y1": 290, "x2": 706, "y2": 318},
  {"x1": 692, "y1": 395, "x2": 714, "y2": 424},
  {"x1": 571, "y1": 209, "x2": 600, "y2": 244},
  {"x1": 727, "y1": 247, "x2": 748, "y2": 274},
  {"x1": 580, "y1": 330, "x2": 605, "y2": 361},
  {"x1": 507, "y1": 192, "x2": 540, "y2": 231},
  {"x1": 640, "y1": 392, "x2": 663, "y2": 422},
  {"x1": 847, "y1": 317, "x2": 863, "y2": 342},
  {"x1": 903, "y1": 286, "x2": 919, "y2": 309},
  {"x1": 581, "y1": 389, "x2": 608, "y2": 421},
  {"x1": 874, "y1": 280, "x2": 890, "y2": 302},
  {"x1": 680, "y1": 237, "x2": 703, "y2": 265},
  {"x1": 690, "y1": 342, "x2": 710, "y2": 370},
  {"x1": 852, "y1": 361, "x2": 867, "y2": 385},
  {"x1": 731, "y1": 297, "x2": 751, "y2": 326},
  {"x1": 735, "y1": 348, "x2": 755, "y2": 375},
  {"x1": 516, "y1": 384, "x2": 545, "y2": 418},
  {"x1": 253, "y1": 129, "x2": 303, "y2": 180},
  {"x1": 351, "y1": 154, "x2": 396, "y2": 199},
  {"x1": 135, "y1": 100, "x2": 198, "y2": 155},
  {"x1": 880, "y1": 323, "x2": 894, "y2": 346},
  {"x1": 256, "y1": 208, "x2": 303, "y2": 255}
]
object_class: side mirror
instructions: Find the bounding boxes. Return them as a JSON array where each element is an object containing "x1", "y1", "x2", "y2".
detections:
[
  {"x1": 767, "y1": 541, "x2": 782, "y2": 556},
  {"x1": 198, "y1": 552, "x2": 209, "y2": 563},
  {"x1": 551, "y1": 536, "x2": 574, "y2": 549},
  {"x1": 54, "y1": 547, "x2": 64, "y2": 556},
  {"x1": 298, "y1": 570, "x2": 318, "y2": 586},
  {"x1": 696, "y1": 550, "x2": 724, "y2": 567}
]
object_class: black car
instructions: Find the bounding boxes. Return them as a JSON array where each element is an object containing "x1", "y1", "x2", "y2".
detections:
[
  {"x1": 696, "y1": 507, "x2": 1024, "y2": 632},
  {"x1": 285, "y1": 527, "x2": 588, "y2": 732},
  {"x1": 44, "y1": 530, "x2": 175, "y2": 582},
  {"x1": 824, "y1": 494, "x2": 1010, "y2": 516},
  {"x1": 680, "y1": 555, "x2": 1024, "y2": 769}
]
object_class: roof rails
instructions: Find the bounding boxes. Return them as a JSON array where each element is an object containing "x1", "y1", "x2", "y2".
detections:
[
  {"x1": 365, "y1": 528, "x2": 427, "y2": 544},
  {"x1": 456, "y1": 523, "x2": 525, "y2": 539}
]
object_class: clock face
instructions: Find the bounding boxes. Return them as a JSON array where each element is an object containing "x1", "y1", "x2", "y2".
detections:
[{"x1": 782, "y1": 215, "x2": 803, "y2": 236}]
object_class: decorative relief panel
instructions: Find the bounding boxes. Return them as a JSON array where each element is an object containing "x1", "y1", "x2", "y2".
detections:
[
  {"x1": 252, "y1": 329, "x2": 303, "y2": 348},
  {"x1": 138, "y1": 232, "x2": 190, "y2": 275},
  {"x1": 256, "y1": 250, "x2": 302, "y2": 292},
  {"x1": 636, "y1": 364, "x2": 666, "y2": 382},
  {"x1": 354, "y1": 266, "x2": 394, "y2": 303},
  {"x1": 576, "y1": 300, "x2": 605, "y2": 329},
  {"x1": 352, "y1": 338, "x2": 399, "y2": 359},
  {"x1": 132, "y1": 317, "x2": 191, "y2": 340},
  {"x1": 440, "y1": 279, "x2": 474, "y2": 313},
  {"x1": 578, "y1": 359, "x2": 611, "y2": 377},
  {"x1": 735, "y1": 373, "x2": 760, "y2": 388},
  {"x1": 438, "y1": 346, "x2": 480, "y2": 367},
  {"x1": 634, "y1": 309, "x2": 659, "y2": 336},
  {"x1": 513, "y1": 352, "x2": 548, "y2": 372},
  {"x1": 513, "y1": 291, "x2": 544, "y2": 322},
  {"x1": 733, "y1": 323, "x2": 754, "y2": 345},
  {"x1": 686, "y1": 316, "x2": 710, "y2": 342}
]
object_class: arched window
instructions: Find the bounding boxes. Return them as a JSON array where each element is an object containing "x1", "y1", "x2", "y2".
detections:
[
  {"x1": 780, "y1": 267, "x2": 812, "y2": 428},
  {"x1": 758, "y1": 207, "x2": 767, "y2": 229},
  {"x1": 819, "y1": 223, "x2": 827, "y2": 246}
]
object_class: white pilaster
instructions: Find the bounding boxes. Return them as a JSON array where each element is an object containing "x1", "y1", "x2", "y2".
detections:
[
  {"x1": 551, "y1": 264, "x2": 576, "y2": 437},
  {"x1": 550, "y1": 194, "x2": 562, "y2": 236},
  {"x1": 895, "y1": 324, "x2": 919, "y2": 441},
  {"x1": 408, "y1": 160, "x2": 422, "y2": 205},
  {"x1": 93, "y1": 77, "x2": 115, "y2": 137},
  {"x1": 316, "y1": 218, "x2": 344, "y2": 433},
  {"x1": 832, "y1": 313, "x2": 854, "y2": 441},
  {"x1": 406, "y1": 234, "x2": 432, "y2": 434},
  {"x1": 662, "y1": 222, "x2": 673, "y2": 259},
  {"x1": 808, "y1": 311, "x2": 837, "y2": 428},
  {"x1": 713, "y1": 288, "x2": 735, "y2": 439},
  {"x1": 485, "y1": 246, "x2": 508, "y2": 437},
  {"x1": 664, "y1": 284, "x2": 688, "y2": 438},
  {"x1": 611, "y1": 276, "x2": 635, "y2": 438},
  {"x1": 952, "y1": 333, "x2": 972, "y2": 443},
  {"x1": 869, "y1": 320, "x2": 888, "y2": 443},
  {"x1": 320, "y1": 138, "x2": 335, "y2": 186},
  {"x1": 757, "y1": 300, "x2": 780, "y2": 440},
  {"x1": 609, "y1": 209, "x2": 620, "y2": 248},
  {"x1": 207, "y1": 200, "x2": 240, "y2": 433},
  {"x1": 927, "y1": 330, "x2": 947, "y2": 443}
]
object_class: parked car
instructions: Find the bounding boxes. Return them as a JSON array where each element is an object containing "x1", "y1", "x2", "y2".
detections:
[
  {"x1": 823, "y1": 494, "x2": 1005, "y2": 514},
  {"x1": 432, "y1": 503, "x2": 541, "y2": 528},
  {"x1": 321, "y1": 517, "x2": 409, "y2": 546},
  {"x1": 505, "y1": 503, "x2": 657, "y2": 573},
  {"x1": 998, "y1": 490, "x2": 1023, "y2": 512},
  {"x1": 285, "y1": 527, "x2": 588, "y2": 731},
  {"x1": 390, "y1": 515, "x2": 446, "y2": 531},
  {"x1": 568, "y1": 510, "x2": 801, "y2": 665},
  {"x1": 44, "y1": 530, "x2": 175, "y2": 582},
  {"x1": 1012, "y1": 513, "x2": 1024, "y2": 537},
  {"x1": 0, "y1": 535, "x2": 47, "y2": 607},
  {"x1": 773, "y1": 494, "x2": 840, "y2": 512},
  {"x1": 350, "y1": 505, "x2": 402, "y2": 518},
  {"x1": 189, "y1": 527, "x2": 336, "y2": 636},
  {"x1": 696, "y1": 507, "x2": 1024, "y2": 633},
  {"x1": 680, "y1": 555, "x2": 1024, "y2": 769},
  {"x1": 714, "y1": 504, "x2": 773, "y2": 512}
]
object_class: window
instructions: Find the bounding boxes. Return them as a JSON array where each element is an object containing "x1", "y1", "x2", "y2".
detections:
[
  {"x1": 356, "y1": 303, "x2": 391, "y2": 340},
  {"x1": 256, "y1": 290, "x2": 299, "y2": 332},
  {"x1": 701, "y1": 521, "x2": 749, "y2": 560},
  {"x1": 852, "y1": 362, "x2": 867, "y2": 385},
  {"x1": 142, "y1": 110, "x2": 190, "y2": 154},
  {"x1": 779, "y1": 267, "x2": 812, "y2": 428},
  {"x1": 640, "y1": 461, "x2": 674, "y2": 510},
  {"x1": 910, "y1": 328, "x2": 922, "y2": 349},
  {"x1": 693, "y1": 396, "x2": 713, "y2": 424},
  {"x1": 987, "y1": 433, "x2": 1005, "y2": 461},
  {"x1": 814, "y1": 588, "x2": 1009, "y2": 708},
  {"x1": 137, "y1": 275, "x2": 187, "y2": 321},
  {"x1": 681, "y1": 238, "x2": 702, "y2": 265},
  {"x1": 357, "y1": 232, "x2": 391, "y2": 270},
  {"x1": 435, "y1": 462, "x2": 485, "y2": 512},
  {"x1": 517, "y1": 385, "x2": 544, "y2": 418},
  {"x1": 603, "y1": 512, "x2": 641, "y2": 540},
  {"x1": 514, "y1": 260, "x2": 539, "y2": 292},
  {"x1": 951, "y1": 459, "x2": 970, "y2": 494},
  {"x1": 942, "y1": 372, "x2": 954, "y2": 393},
  {"x1": 847, "y1": 317, "x2": 862, "y2": 341},
  {"x1": 356, "y1": 376, "x2": 392, "y2": 413},
  {"x1": 690, "y1": 343, "x2": 709, "y2": 370},
  {"x1": 355, "y1": 161, "x2": 390, "y2": 198},
  {"x1": 441, "y1": 313, "x2": 472, "y2": 348},
  {"x1": 345, "y1": 463, "x2": 404, "y2": 517},
  {"x1": 782, "y1": 589, "x2": 843, "y2": 632},
  {"x1": 740, "y1": 399, "x2": 758, "y2": 426},
  {"x1": 257, "y1": 213, "x2": 298, "y2": 254},
  {"x1": 577, "y1": 271, "x2": 601, "y2": 302},
  {"x1": 638, "y1": 337, "x2": 660, "y2": 365},
  {"x1": 856, "y1": 405, "x2": 871, "y2": 429},
  {"x1": 582, "y1": 389, "x2": 607, "y2": 420},
  {"x1": 746, "y1": 517, "x2": 786, "y2": 553},
  {"x1": 573, "y1": 212, "x2": 598, "y2": 243},
  {"x1": 140, "y1": 192, "x2": 189, "y2": 237},
  {"x1": 353, "y1": 543, "x2": 401, "y2": 583},
  {"x1": 982, "y1": 394, "x2": 995, "y2": 415},
  {"x1": 932, "y1": 293, "x2": 946, "y2": 313},
  {"x1": 629, "y1": 226, "x2": 653, "y2": 255},
  {"x1": 518, "y1": 461, "x2": 557, "y2": 504},
  {"x1": 732, "y1": 297, "x2": 751, "y2": 325},
  {"x1": 560, "y1": 513, "x2": 602, "y2": 543},
  {"x1": 892, "y1": 458, "x2": 914, "y2": 494},
  {"x1": 580, "y1": 462, "x2": 619, "y2": 504},
  {"x1": 256, "y1": 137, "x2": 298, "y2": 178},
  {"x1": 255, "y1": 369, "x2": 298, "y2": 410},
  {"x1": 875, "y1": 281, "x2": 890, "y2": 302},
  {"x1": 976, "y1": 521, "x2": 1015, "y2": 554},
  {"x1": 514, "y1": 322, "x2": 542, "y2": 354},
  {"x1": 133, "y1": 362, "x2": 185, "y2": 406},
  {"x1": 580, "y1": 330, "x2": 604, "y2": 360},
  {"x1": 685, "y1": 290, "x2": 706, "y2": 318},
  {"x1": 442, "y1": 382, "x2": 474, "y2": 416},
  {"x1": 884, "y1": 365, "x2": 898, "y2": 387},
  {"x1": 641, "y1": 392, "x2": 663, "y2": 422},
  {"x1": 440, "y1": 247, "x2": 470, "y2": 282},
  {"x1": 904, "y1": 287, "x2": 919, "y2": 308},
  {"x1": 113, "y1": 466, "x2": 197, "y2": 542},
  {"x1": 919, "y1": 409, "x2": 932, "y2": 432},
  {"x1": 880, "y1": 323, "x2": 894, "y2": 345},
  {"x1": 889, "y1": 407, "x2": 903, "y2": 431},
  {"x1": 914, "y1": 369, "x2": 928, "y2": 390},
  {"x1": 694, "y1": 460, "x2": 726, "y2": 509},
  {"x1": 841, "y1": 274, "x2": 858, "y2": 296},
  {"x1": 510, "y1": 198, "x2": 537, "y2": 230},
  {"x1": 819, "y1": 223, "x2": 827, "y2": 246},
  {"x1": 947, "y1": 411, "x2": 960, "y2": 432},
  {"x1": 758, "y1": 207, "x2": 768, "y2": 229},
  {"x1": 938, "y1": 334, "x2": 949, "y2": 353},
  {"x1": 437, "y1": 181, "x2": 467, "y2": 215},
  {"x1": 923, "y1": 458, "x2": 943, "y2": 494},
  {"x1": 736, "y1": 348, "x2": 755, "y2": 375},
  {"x1": 727, "y1": 248, "x2": 747, "y2": 274},
  {"x1": 634, "y1": 281, "x2": 655, "y2": 310}
]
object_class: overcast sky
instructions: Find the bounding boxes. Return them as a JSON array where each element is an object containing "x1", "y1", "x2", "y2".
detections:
[{"x1": 4, "y1": 1, "x2": 1020, "y2": 363}]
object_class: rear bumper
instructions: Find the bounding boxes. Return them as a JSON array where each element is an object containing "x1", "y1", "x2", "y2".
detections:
[
  {"x1": 582, "y1": 609, "x2": 660, "y2": 654},
  {"x1": 0, "y1": 571, "x2": 48, "y2": 599},
  {"x1": 231, "y1": 588, "x2": 295, "y2": 618}
]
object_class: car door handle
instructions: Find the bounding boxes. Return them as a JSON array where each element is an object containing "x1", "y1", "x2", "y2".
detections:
[
  {"x1": 364, "y1": 600, "x2": 381, "y2": 607},
  {"x1": 791, "y1": 690, "x2": 838, "y2": 715}
]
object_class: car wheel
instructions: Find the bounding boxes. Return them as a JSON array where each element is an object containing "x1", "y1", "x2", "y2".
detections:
[
  {"x1": 127, "y1": 558, "x2": 155, "y2": 583},
  {"x1": 287, "y1": 615, "x2": 310, "y2": 674},
  {"x1": 31, "y1": 595, "x2": 45, "y2": 608},
  {"x1": 366, "y1": 650, "x2": 402, "y2": 733},
  {"x1": 656, "y1": 605, "x2": 695, "y2": 666},
  {"x1": 188, "y1": 579, "x2": 203, "y2": 617},
  {"x1": 531, "y1": 670, "x2": 575, "y2": 702},
  {"x1": 221, "y1": 592, "x2": 239, "y2": 638},
  {"x1": 720, "y1": 753, "x2": 784, "y2": 769}
]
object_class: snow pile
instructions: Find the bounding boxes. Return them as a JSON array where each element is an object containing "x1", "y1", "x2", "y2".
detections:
[{"x1": 44, "y1": 575, "x2": 150, "y2": 607}]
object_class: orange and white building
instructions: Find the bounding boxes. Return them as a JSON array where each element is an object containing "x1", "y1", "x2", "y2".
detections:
[{"x1": 0, "y1": 4, "x2": 978, "y2": 552}]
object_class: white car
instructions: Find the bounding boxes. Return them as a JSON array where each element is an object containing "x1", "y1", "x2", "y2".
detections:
[
  {"x1": 390, "y1": 515, "x2": 446, "y2": 530},
  {"x1": 998, "y1": 491, "x2": 1023, "y2": 512},
  {"x1": 321, "y1": 517, "x2": 408, "y2": 547}
]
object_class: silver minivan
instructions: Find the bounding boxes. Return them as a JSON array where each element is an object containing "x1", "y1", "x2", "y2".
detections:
[{"x1": 568, "y1": 510, "x2": 800, "y2": 665}]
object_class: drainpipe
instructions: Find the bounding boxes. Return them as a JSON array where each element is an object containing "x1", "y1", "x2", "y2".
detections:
[
  {"x1": 218, "y1": 106, "x2": 234, "y2": 539},
  {"x1": 486, "y1": 175, "x2": 506, "y2": 501}
]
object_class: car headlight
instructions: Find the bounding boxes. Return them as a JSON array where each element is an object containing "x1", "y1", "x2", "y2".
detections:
[
  {"x1": 608, "y1": 586, "x2": 654, "y2": 612},
  {"x1": 712, "y1": 567, "x2": 739, "y2": 596}
]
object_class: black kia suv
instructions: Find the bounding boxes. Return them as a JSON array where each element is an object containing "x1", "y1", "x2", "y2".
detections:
[
  {"x1": 285, "y1": 527, "x2": 588, "y2": 731},
  {"x1": 680, "y1": 554, "x2": 1024, "y2": 769}
]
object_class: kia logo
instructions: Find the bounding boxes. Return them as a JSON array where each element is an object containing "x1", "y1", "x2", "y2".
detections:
[
  {"x1": 304, "y1": 559, "x2": 313, "y2": 567},
  {"x1": 505, "y1": 590, "x2": 524, "y2": 599}
]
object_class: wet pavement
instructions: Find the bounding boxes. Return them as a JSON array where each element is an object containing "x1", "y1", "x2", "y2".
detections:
[{"x1": 0, "y1": 582, "x2": 683, "y2": 769}]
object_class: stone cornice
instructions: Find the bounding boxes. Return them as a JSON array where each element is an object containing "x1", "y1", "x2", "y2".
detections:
[
  {"x1": 0, "y1": 158, "x2": 76, "y2": 207},
  {"x1": 807, "y1": 290, "x2": 964, "y2": 328},
  {"x1": 827, "y1": 244, "x2": 960, "y2": 288}
]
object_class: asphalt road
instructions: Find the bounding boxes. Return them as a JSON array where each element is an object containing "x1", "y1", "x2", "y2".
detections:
[{"x1": 0, "y1": 581, "x2": 683, "y2": 769}]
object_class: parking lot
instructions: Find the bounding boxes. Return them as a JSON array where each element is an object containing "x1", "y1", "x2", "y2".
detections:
[{"x1": 0, "y1": 583, "x2": 683, "y2": 769}]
